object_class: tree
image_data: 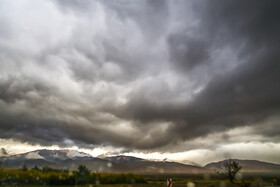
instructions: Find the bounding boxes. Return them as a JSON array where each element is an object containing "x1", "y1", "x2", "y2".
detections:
[
  {"x1": 77, "y1": 165, "x2": 90, "y2": 177},
  {"x1": 217, "y1": 159, "x2": 242, "y2": 184},
  {"x1": 32, "y1": 165, "x2": 40, "y2": 171},
  {"x1": 0, "y1": 161, "x2": 3, "y2": 171},
  {"x1": 22, "y1": 164, "x2": 28, "y2": 171}
]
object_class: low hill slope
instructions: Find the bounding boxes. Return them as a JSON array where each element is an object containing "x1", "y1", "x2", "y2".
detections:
[{"x1": 204, "y1": 159, "x2": 280, "y2": 173}]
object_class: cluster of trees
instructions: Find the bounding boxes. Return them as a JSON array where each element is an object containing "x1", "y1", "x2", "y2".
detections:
[
  {"x1": 24, "y1": 164, "x2": 69, "y2": 173},
  {"x1": 0, "y1": 163, "x2": 146, "y2": 185}
]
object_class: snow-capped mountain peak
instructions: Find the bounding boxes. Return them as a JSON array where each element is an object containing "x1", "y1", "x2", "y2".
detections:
[
  {"x1": 18, "y1": 149, "x2": 93, "y2": 161},
  {"x1": 0, "y1": 148, "x2": 8, "y2": 156},
  {"x1": 25, "y1": 151, "x2": 44, "y2": 159},
  {"x1": 61, "y1": 150, "x2": 91, "y2": 158}
]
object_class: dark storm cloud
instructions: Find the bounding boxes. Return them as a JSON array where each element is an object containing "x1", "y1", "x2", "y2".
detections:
[
  {"x1": 0, "y1": 0, "x2": 279, "y2": 151},
  {"x1": 198, "y1": 0, "x2": 280, "y2": 47},
  {"x1": 119, "y1": 52, "x2": 280, "y2": 141},
  {"x1": 101, "y1": 0, "x2": 169, "y2": 40},
  {"x1": 49, "y1": 0, "x2": 169, "y2": 84},
  {"x1": 115, "y1": 0, "x2": 280, "y2": 145},
  {"x1": 168, "y1": 33, "x2": 210, "y2": 70}
]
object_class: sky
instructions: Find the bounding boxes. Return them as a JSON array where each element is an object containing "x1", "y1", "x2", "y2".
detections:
[{"x1": 0, "y1": 0, "x2": 280, "y2": 166}]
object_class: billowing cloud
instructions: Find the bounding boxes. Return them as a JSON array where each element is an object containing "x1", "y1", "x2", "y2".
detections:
[{"x1": 0, "y1": 0, "x2": 279, "y2": 163}]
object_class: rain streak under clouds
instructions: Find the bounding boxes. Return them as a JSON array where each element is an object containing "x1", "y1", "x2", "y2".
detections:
[{"x1": 0, "y1": 0, "x2": 280, "y2": 165}]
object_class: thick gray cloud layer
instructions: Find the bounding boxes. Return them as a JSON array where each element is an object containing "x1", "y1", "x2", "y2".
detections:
[{"x1": 0, "y1": 0, "x2": 279, "y2": 152}]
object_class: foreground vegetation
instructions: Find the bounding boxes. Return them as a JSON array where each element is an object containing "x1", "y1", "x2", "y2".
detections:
[
  {"x1": 145, "y1": 173, "x2": 280, "y2": 187},
  {"x1": 0, "y1": 162, "x2": 279, "y2": 186},
  {"x1": 0, "y1": 169, "x2": 279, "y2": 186},
  {"x1": 0, "y1": 165, "x2": 146, "y2": 186}
]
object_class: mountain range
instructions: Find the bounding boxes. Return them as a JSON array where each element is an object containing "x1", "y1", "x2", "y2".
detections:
[{"x1": 0, "y1": 149, "x2": 279, "y2": 174}]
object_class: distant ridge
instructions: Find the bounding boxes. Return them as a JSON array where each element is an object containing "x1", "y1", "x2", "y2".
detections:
[
  {"x1": 102, "y1": 155, "x2": 207, "y2": 174},
  {"x1": 204, "y1": 159, "x2": 280, "y2": 173}
]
